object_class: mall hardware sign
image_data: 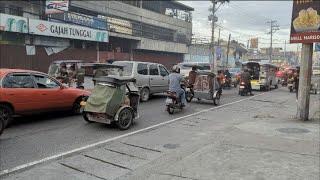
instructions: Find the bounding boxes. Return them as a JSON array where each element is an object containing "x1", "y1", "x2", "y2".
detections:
[{"x1": 29, "y1": 19, "x2": 108, "y2": 42}]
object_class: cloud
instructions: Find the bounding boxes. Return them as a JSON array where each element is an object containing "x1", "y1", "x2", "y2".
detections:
[{"x1": 180, "y1": 1, "x2": 296, "y2": 50}]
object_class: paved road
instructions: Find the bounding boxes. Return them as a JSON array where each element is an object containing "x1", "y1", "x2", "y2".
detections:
[{"x1": 0, "y1": 87, "x2": 264, "y2": 171}]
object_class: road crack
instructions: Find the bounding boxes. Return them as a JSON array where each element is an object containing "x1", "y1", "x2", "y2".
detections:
[{"x1": 121, "y1": 142, "x2": 162, "y2": 153}]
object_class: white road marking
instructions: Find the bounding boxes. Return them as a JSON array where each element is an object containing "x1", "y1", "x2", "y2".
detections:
[{"x1": 0, "y1": 92, "x2": 266, "y2": 176}]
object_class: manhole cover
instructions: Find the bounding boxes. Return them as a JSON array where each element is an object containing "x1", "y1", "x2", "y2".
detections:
[
  {"x1": 277, "y1": 128, "x2": 310, "y2": 134},
  {"x1": 163, "y1": 144, "x2": 180, "y2": 149}
]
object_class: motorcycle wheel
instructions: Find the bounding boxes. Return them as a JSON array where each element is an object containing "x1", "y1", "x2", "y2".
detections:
[
  {"x1": 186, "y1": 92, "x2": 194, "y2": 103},
  {"x1": 82, "y1": 112, "x2": 92, "y2": 123},
  {"x1": 166, "y1": 106, "x2": 174, "y2": 114},
  {"x1": 213, "y1": 93, "x2": 221, "y2": 106},
  {"x1": 116, "y1": 108, "x2": 133, "y2": 130}
]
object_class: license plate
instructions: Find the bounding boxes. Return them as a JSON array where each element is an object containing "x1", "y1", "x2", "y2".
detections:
[
  {"x1": 80, "y1": 101, "x2": 86, "y2": 106},
  {"x1": 239, "y1": 86, "x2": 245, "y2": 88}
]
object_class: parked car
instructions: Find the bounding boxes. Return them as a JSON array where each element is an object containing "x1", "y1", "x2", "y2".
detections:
[
  {"x1": 0, "y1": 69, "x2": 90, "y2": 127},
  {"x1": 177, "y1": 62, "x2": 211, "y2": 78},
  {"x1": 112, "y1": 61, "x2": 170, "y2": 101}
]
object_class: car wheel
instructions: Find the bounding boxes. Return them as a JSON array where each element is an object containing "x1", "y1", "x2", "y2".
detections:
[
  {"x1": 116, "y1": 108, "x2": 133, "y2": 130},
  {"x1": 140, "y1": 87, "x2": 150, "y2": 102},
  {"x1": 275, "y1": 84, "x2": 278, "y2": 89},
  {"x1": 0, "y1": 118, "x2": 4, "y2": 136},
  {"x1": 0, "y1": 104, "x2": 13, "y2": 128},
  {"x1": 72, "y1": 98, "x2": 83, "y2": 114}
]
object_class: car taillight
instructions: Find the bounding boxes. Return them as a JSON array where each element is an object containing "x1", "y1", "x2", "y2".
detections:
[{"x1": 240, "y1": 82, "x2": 245, "y2": 85}]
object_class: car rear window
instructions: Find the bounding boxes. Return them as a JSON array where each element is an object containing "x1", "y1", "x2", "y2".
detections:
[{"x1": 113, "y1": 62, "x2": 133, "y2": 76}]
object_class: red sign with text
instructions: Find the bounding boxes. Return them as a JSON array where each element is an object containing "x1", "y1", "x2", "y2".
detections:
[{"x1": 290, "y1": 0, "x2": 320, "y2": 43}]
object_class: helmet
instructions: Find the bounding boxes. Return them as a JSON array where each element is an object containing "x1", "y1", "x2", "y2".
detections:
[{"x1": 172, "y1": 65, "x2": 180, "y2": 73}]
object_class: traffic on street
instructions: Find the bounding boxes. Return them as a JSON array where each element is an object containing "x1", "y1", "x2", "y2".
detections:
[{"x1": 0, "y1": 0, "x2": 319, "y2": 180}]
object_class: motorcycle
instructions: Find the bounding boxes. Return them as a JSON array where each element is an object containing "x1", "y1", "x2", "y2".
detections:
[
  {"x1": 287, "y1": 78, "x2": 295, "y2": 92},
  {"x1": 239, "y1": 81, "x2": 250, "y2": 96},
  {"x1": 165, "y1": 85, "x2": 186, "y2": 114},
  {"x1": 223, "y1": 75, "x2": 232, "y2": 89}
]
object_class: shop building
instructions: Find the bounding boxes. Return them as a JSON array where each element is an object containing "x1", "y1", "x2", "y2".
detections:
[{"x1": 0, "y1": 0, "x2": 193, "y2": 72}]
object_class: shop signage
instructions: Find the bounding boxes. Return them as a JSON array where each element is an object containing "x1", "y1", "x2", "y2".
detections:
[
  {"x1": 98, "y1": 15, "x2": 133, "y2": 35},
  {"x1": 45, "y1": 0, "x2": 69, "y2": 15},
  {"x1": 29, "y1": 19, "x2": 108, "y2": 42},
  {"x1": 290, "y1": 0, "x2": 320, "y2": 43},
  {"x1": 50, "y1": 12, "x2": 107, "y2": 30},
  {"x1": 0, "y1": 13, "x2": 28, "y2": 33}
]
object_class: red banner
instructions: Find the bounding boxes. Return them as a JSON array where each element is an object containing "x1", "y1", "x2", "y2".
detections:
[{"x1": 290, "y1": 0, "x2": 320, "y2": 43}]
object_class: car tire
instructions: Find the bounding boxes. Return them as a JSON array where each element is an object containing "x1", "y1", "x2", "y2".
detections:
[
  {"x1": 0, "y1": 104, "x2": 13, "y2": 128},
  {"x1": 72, "y1": 98, "x2": 83, "y2": 114},
  {"x1": 0, "y1": 118, "x2": 4, "y2": 136},
  {"x1": 116, "y1": 108, "x2": 133, "y2": 130},
  {"x1": 140, "y1": 87, "x2": 150, "y2": 102}
]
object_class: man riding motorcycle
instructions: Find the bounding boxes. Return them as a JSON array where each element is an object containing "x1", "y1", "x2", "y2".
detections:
[
  {"x1": 169, "y1": 65, "x2": 187, "y2": 107},
  {"x1": 240, "y1": 68, "x2": 254, "y2": 96}
]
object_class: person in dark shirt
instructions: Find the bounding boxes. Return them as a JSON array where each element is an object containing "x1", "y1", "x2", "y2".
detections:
[
  {"x1": 294, "y1": 67, "x2": 300, "y2": 99},
  {"x1": 240, "y1": 69, "x2": 254, "y2": 95}
]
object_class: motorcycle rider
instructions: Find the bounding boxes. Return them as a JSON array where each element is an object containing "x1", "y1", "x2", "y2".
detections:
[
  {"x1": 240, "y1": 68, "x2": 254, "y2": 96},
  {"x1": 224, "y1": 69, "x2": 232, "y2": 87},
  {"x1": 169, "y1": 65, "x2": 187, "y2": 107}
]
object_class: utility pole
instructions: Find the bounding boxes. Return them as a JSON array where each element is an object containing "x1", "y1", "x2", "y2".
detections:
[
  {"x1": 217, "y1": 28, "x2": 221, "y2": 46},
  {"x1": 267, "y1": 20, "x2": 280, "y2": 63},
  {"x1": 226, "y1": 33, "x2": 231, "y2": 69},
  {"x1": 297, "y1": 44, "x2": 313, "y2": 121},
  {"x1": 209, "y1": 0, "x2": 229, "y2": 73},
  {"x1": 209, "y1": 0, "x2": 216, "y2": 73},
  {"x1": 284, "y1": 40, "x2": 286, "y2": 62}
]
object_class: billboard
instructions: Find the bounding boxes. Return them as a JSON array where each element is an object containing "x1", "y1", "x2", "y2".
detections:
[
  {"x1": 45, "y1": 0, "x2": 69, "y2": 15},
  {"x1": 250, "y1": 38, "x2": 258, "y2": 48},
  {"x1": 98, "y1": 15, "x2": 133, "y2": 35},
  {"x1": 0, "y1": 13, "x2": 28, "y2": 33},
  {"x1": 29, "y1": 19, "x2": 108, "y2": 42},
  {"x1": 50, "y1": 12, "x2": 107, "y2": 30},
  {"x1": 290, "y1": 0, "x2": 320, "y2": 43}
]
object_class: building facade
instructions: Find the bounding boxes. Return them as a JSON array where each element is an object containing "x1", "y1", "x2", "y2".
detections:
[
  {"x1": 0, "y1": 0, "x2": 193, "y2": 72},
  {"x1": 184, "y1": 38, "x2": 247, "y2": 68}
]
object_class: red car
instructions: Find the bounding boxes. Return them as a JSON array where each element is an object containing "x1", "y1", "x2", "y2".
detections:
[{"x1": 0, "y1": 69, "x2": 90, "y2": 127}]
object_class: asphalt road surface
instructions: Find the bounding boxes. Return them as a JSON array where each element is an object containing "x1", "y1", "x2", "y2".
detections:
[{"x1": 0, "y1": 87, "x2": 264, "y2": 171}]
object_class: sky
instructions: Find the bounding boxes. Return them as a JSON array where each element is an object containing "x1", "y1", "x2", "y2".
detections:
[{"x1": 180, "y1": 0, "x2": 299, "y2": 51}]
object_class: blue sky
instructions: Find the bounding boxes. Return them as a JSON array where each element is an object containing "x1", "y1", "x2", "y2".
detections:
[{"x1": 180, "y1": 1, "x2": 299, "y2": 51}]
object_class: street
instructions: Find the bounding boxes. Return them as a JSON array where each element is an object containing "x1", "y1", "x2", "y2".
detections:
[
  {"x1": 0, "y1": 87, "x2": 319, "y2": 180},
  {"x1": 0, "y1": 88, "x2": 262, "y2": 172}
]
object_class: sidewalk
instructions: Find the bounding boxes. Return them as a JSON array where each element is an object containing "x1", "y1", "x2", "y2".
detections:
[{"x1": 2, "y1": 89, "x2": 319, "y2": 180}]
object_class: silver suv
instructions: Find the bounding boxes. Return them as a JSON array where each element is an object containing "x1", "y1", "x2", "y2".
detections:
[{"x1": 113, "y1": 61, "x2": 170, "y2": 101}]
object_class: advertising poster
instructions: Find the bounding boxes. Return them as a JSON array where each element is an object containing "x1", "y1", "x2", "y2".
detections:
[
  {"x1": 0, "y1": 13, "x2": 28, "y2": 33},
  {"x1": 250, "y1": 38, "x2": 258, "y2": 49},
  {"x1": 45, "y1": 0, "x2": 69, "y2": 15},
  {"x1": 290, "y1": 0, "x2": 320, "y2": 43}
]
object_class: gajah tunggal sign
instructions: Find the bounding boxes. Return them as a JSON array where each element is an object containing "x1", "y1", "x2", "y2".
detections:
[
  {"x1": 45, "y1": 0, "x2": 69, "y2": 15},
  {"x1": 290, "y1": 0, "x2": 320, "y2": 43},
  {"x1": 0, "y1": 13, "x2": 28, "y2": 33},
  {"x1": 29, "y1": 19, "x2": 108, "y2": 42}
]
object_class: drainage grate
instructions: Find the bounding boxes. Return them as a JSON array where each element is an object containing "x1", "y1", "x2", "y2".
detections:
[{"x1": 277, "y1": 128, "x2": 310, "y2": 134}]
